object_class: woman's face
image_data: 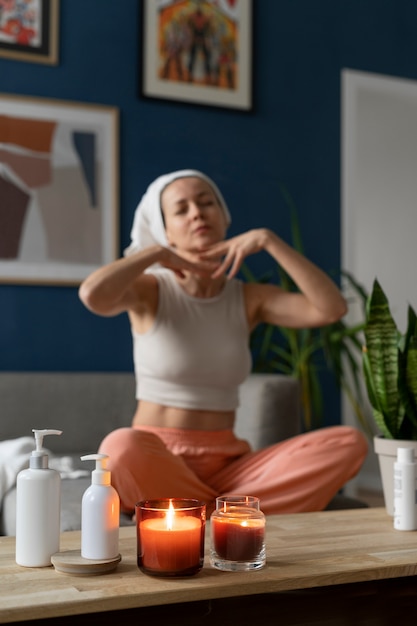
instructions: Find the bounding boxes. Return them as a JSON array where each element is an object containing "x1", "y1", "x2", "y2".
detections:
[{"x1": 161, "y1": 177, "x2": 228, "y2": 251}]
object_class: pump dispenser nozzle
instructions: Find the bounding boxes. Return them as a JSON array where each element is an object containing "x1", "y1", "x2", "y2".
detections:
[
  {"x1": 80, "y1": 453, "x2": 111, "y2": 486},
  {"x1": 30, "y1": 429, "x2": 62, "y2": 469}
]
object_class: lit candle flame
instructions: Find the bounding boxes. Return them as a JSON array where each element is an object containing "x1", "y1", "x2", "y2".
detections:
[{"x1": 166, "y1": 499, "x2": 175, "y2": 530}]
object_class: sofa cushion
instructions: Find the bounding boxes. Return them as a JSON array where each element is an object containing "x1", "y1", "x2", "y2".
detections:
[
  {"x1": 0, "y1": 372, "x2": 137, "y2": 454},
  {"x1": 0, "y1": 372, "x2": 300, "y2": 454},
  {"x1": 235, "y1": 373, "x2": 301, "y2": 449}
]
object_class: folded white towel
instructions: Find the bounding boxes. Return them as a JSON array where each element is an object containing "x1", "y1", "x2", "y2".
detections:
[
  {"x1": 49, "y1": 455, "x2": 89, "y2": 479},
  {"x1": 0, "y1": 437, "x2": 33, "y2": 502},
  {"x1": 124, "y1": 169, "x2": 231, "y2": 257},
  {"x1": 0, "y1": 438, "x2": 90, "y2": 506}
]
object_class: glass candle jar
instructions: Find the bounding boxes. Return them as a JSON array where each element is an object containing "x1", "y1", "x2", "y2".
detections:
[
  {"x1": 136, "y1": 498, "x2": 206, "y2": 577},
  {"x1": 210, "y1": 495, "x2": 266, "y2": 571}
]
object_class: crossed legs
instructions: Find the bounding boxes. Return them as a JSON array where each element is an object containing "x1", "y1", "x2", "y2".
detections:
[{"x1": 99, "y1": 425, "x2": 368, "y2": 516}]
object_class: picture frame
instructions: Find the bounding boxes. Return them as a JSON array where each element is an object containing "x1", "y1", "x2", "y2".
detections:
[
  {"x1": 0, "y1": 93, "x2": 119, "y2": 286},
  {"x1": 141, "y1": 0, "x2": 253, "y2": 111},
  {"x1": 0, "y1": 0, "x2": 59, "y2": 65}
]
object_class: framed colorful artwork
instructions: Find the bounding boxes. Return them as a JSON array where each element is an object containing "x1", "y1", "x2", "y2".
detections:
[
  {"x1": 0, "y1": 94, "x2": 119, "y2": 285},
  {"x1": 0, "y1": 0, "x2": 59, "y2": 65},
  {"x1": 141, "y1": 0, "x2": 253, "y2": 111}
]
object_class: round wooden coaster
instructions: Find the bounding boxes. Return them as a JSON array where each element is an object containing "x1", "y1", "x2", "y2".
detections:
[{"x1": 51, "y1": 550, "x2": 121, "y2": 575}]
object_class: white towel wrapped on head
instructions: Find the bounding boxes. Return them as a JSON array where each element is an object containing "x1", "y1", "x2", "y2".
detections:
[{"x1": 124, "y1": 169, "x2": 232, "y2": 257}]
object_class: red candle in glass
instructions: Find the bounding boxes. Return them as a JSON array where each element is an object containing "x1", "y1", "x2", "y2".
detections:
[
  {"x1": 136, "y1": 499, "x2": 206, "y2": 577},
  {"x1": 210, "y1": 495, "x2": 266, "y2": 571},
  {"x1": 212, "y1": 516, "x2": 265, "y2": 561}
]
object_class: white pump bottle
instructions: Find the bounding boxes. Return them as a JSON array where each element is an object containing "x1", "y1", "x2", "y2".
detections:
[
  {"x1": 394, "y1": 447, "x2": 417, "y2": 531},
  {"x1": 15, "y1": 429, "x2": 62, "y2": 567},
  {"x1": 80, "y1": 453, "x2": 120, "y2": 560}
]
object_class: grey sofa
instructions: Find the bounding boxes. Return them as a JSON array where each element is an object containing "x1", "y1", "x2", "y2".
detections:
[{"x1": 0, "y1": 371, "x2": 363, "y2": 536}]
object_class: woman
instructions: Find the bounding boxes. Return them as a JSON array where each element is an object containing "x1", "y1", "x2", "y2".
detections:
[{"x1": 79, "y1": 169, "x2": 367, "y2": 516}]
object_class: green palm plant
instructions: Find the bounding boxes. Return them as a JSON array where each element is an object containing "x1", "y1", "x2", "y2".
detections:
[
  {"x1": 362, "y1": 278, "x2": 417, "y2": 440},
  {"x1": 241, "y1": 186, "x2": 371, "y2": 435},
  {"x1": 242, "y1": 263, "x2": 370, "y2": 433}
]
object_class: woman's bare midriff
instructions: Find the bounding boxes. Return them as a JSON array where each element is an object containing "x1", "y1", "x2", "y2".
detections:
[{"x1": 132, "y1": 400, "x2": 235, "y2": 430}]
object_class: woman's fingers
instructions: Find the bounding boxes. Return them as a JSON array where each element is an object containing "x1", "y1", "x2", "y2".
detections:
[{"x1": 209, "y1": 248, "x2": 244, "y2": 279}]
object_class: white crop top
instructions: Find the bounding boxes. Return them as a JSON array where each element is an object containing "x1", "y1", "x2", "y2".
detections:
[{"x1": 132, "y1": 269, "x2": 252, "y2": 411}]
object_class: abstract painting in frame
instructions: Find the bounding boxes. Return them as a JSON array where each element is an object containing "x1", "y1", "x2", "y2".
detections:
[
  {"x1": 141, "y1": 0, "x2": 253, "y2": 111},
  {"x1": 0, "y1": 0, "x2": 59, "y2": 65},
  {"x1": 0, "y1": 94, "x2": 119, "y2": 285}
]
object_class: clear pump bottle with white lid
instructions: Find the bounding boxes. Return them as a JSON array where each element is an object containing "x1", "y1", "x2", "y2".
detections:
[
  {"x1": 15, "y1": 429, "x2": 62, "y2": 567},
  {"x1": 80, "y1": 453, "x2": 120, "y2": 560}
]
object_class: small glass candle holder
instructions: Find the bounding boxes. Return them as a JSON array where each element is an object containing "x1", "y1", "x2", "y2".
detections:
[
  {"x1": 210, "y1": 495, "x2": 266, "y2": 571},
  {"x1": 136, "y1": 498, "x2": 206, "y2": 577}
]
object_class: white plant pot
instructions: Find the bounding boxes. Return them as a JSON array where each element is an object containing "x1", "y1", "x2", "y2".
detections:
[{"x1": 374, "y1": 435, "x2": 417, "y2": 515}]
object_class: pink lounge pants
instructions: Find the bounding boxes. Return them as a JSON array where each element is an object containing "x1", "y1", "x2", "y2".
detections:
[{"x1": 99, "y1": 425, "x2": 368, "y2": 516}]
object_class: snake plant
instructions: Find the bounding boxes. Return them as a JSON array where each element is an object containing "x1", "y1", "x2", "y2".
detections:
[{"x1": 363, "y1": 279, "x2": 417, "y2": 440}]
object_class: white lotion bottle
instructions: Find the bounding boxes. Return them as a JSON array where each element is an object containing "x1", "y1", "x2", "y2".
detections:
[
  {"x1": 15, "y1": 429, "x2": 63, "y2": 567},
  {"x1": 80, "y1": 453, "x2": 120, "y2": 560},
  {"x1": 394, "y1": 447, "x2": 417, "y2": 531}
]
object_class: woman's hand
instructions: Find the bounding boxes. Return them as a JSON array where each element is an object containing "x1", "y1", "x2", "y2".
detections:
[{"x1": 199, "y1": 228, "x2": 269, "y2": 279}]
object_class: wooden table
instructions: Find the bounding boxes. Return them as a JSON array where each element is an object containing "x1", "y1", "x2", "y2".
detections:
[{"x1": 2, "y1": 507, "x2": 417, "y2": 625}]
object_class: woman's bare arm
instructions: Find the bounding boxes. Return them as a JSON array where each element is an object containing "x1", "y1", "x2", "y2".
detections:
[
  {"x1": 79, "y1": 245, "x2": 218, "y2": 317},
  {"x1": 201, "y1": 228, "x2": 347, "y2": 329}
]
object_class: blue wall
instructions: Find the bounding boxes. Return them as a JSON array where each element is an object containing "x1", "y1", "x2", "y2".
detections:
[{"x1": 2, "y1": 0, "x2": 417, "y2": 424}]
